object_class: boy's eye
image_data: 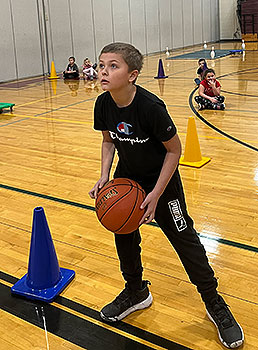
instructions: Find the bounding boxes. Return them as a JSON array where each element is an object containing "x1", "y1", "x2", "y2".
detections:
[
  {"x1": 111, "y1": 64, "x2": 117, "y2": 68},
  {"x1": 99, "y1": 63, "x2": 104, "y2": 69}
]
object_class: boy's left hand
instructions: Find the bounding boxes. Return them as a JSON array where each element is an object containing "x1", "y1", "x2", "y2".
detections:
[{"x1": 139, "y1": 191, "x2": 159, "y2": 225}]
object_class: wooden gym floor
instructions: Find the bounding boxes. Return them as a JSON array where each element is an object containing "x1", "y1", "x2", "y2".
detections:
[{"x1": 1, "y1": 41, "x2": 258, "y2": 349}]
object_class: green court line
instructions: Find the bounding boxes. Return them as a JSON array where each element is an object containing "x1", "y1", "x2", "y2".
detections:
[{"x1": 1, "y1": 183, "x2": 258, "y2": 254}]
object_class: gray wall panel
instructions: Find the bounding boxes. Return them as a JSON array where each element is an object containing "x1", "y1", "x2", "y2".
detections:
[
  {"x1": 70, "y1": 0, "x2": 96, "y2": 66},
  {"x1": 0, "y1": 0, "x2": 16, "y2": 81},
  {"x1": 145, "y1": 0, "x2": 160, "y2": 53},
  {"x1": 159, "y1": 0, "x2": 172, "y2": 51},
  {"x1": 112, "y1": 0, "x2": 130, "y2": 43},
  {"x1": 193, "y1": 0, "x2": 203, "y2": 44},
  {"x1": 211, "y1": 0, "x2": 217, "y2": 42},
  {"x1": 183, "y1": 0, "x2": 193, "y2": 47},
  {"x1": 47, "y1": 0, "x2": 72, "y2": 73},
  {"x1": 202, "y1": 0, "x2": 211, "y2": 43},
  {"x1": 11, "y1": 0, "x2": 42, "y2": 79},
  {"x1": 92, "y1": 0, "x2": 113, "y2": 56},
  {"x1": 130, "y1": 0, "x2": 146, "y2": 54},
  {"x1": 0, "y1": 0, "x2": 220, "y2": 82},
  {"x1": 171, "y1": 0, "x2": 183, "y2": 48}
]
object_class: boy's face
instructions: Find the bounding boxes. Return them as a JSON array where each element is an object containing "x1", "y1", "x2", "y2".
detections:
[
  {"x1": 199, "y1": 60, "x2": 205, "y2": 67},
  {"x1": 69, "y1": 58, "x2": 75, "y2": 65},
  {"x1": 98, "y1": 53, "x2": 138, "y2": 91}
]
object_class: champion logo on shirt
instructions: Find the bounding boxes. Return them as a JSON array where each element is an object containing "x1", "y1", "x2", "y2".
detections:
[{"x1": 117, "y1": 122, "x2": 133, "y2": 135}]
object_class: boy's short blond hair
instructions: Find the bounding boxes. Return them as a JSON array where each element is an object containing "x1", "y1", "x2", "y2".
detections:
[{"x1": 100, "y1": 42, "x2": 143, "y2": 73}]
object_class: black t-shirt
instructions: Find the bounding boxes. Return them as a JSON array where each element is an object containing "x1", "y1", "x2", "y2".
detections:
[
  {"x1": 67, "y1": 63, "x2": 79, "y2": 72},
  {"x1": 94, "y1": 85, "x2": 177, "y2": 189},
  {"x1": 197, "y1": 67, "x2": 203, "y2": 76}
]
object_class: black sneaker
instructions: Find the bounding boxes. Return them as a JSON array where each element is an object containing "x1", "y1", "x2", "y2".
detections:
[
  {"x1": 206, "y1": 295, "x2": 244, "y2": 348},
  {"x1": 100, "y1": 280, "x2": 152, "y2": 322}
]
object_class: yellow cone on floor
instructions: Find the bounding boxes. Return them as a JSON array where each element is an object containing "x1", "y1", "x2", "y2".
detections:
[
  {"x1": 48, "y1": 61, "x2": 60, "y2": 79},
  {"x1": 179, "y1": 116, "x2": 211, "y2": 168}
]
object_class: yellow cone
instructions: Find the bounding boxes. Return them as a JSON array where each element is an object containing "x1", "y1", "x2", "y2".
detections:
[
  {"x1": 179, "y1": 116, "x2": 211, "y2": 168},
  {"x1": 50, "y1": 79, "x2": 57, "y2": 94},
  {"x1": 48, "y1": 61, "x2": 60, "y2": 79}
]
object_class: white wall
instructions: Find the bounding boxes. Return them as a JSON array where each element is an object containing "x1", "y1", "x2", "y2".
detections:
[
  {"x1": 219, "y1": 0, "x2": 237, "y2": 40},
  {"x1": 0, "y1": 0, "x2": 220, "y2": 82}
]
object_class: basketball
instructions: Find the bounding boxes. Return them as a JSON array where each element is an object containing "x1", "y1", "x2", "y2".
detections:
[{"x1": 95, "y1": 178, "x2": 146, "y2": 234}]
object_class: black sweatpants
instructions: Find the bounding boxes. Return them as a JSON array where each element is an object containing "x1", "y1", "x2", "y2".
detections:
[{"x1": 114, "y1": 172, "x2": 218, "y2": 303}]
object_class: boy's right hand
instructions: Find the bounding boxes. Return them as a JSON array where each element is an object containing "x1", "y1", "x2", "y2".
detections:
[{"x1": 88, "y1": 176, "x2": 109, "y2": 199}]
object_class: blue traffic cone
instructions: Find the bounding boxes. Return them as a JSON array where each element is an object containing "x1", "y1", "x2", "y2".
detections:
[
  {"x1": 11, "y1": 207, "x2": 75, "y2": 302},
  {"x1": 154, "y1": 59, "x2": 168, "y2": 79}
]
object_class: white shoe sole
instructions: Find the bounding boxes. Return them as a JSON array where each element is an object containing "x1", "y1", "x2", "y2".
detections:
[
  {"x1": 100, "y1": 292, "x2": 153, "y2": 322},
  {"x1": 206, "y1": 309, "x2": 244, "y2": 348}
]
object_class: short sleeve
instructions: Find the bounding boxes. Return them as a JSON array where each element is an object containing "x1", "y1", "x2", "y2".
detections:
[
  {"x1": 146, "y1": 102, "x2": 177, "y2": 142},
  {"x1": 94, "y1": 95, "x2": 107, "y2": 131}
]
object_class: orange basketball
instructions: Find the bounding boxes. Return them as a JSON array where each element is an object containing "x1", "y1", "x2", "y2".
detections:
[{"x1": 95, "y1": 178, "x2": 146, "y2": 234}]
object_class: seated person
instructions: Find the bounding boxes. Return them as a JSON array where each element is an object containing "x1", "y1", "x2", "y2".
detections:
[
  {"x1": 63, "y1": 56, "x2": 79, "y2": 79},
  {"x1": 82, "y1": 58, "x2": 98, "y2": 81},
  {"x1": 194, "y1": 58, "x2": 208, "y2": 85},
  {"x1": 195, "y1": 68, "x2": 225, "y2": 110}
]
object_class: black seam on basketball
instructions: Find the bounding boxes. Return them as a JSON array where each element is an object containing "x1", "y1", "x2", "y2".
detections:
[
  {"x1": 114, "y1": 185, "x2": 142, "y2": 233},
  {"x1": 97, "y1": 186, "x2": 134, "y2": 223}
]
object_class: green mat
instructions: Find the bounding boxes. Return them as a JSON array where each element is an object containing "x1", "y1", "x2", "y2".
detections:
[{"x1": 0, "y1": 103, "x2": 15, "y2": 113}]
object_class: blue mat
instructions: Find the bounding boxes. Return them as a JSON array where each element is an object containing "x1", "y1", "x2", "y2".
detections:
[{"x1": 167, "y1": 49, "x2": 231, "y2": 60}]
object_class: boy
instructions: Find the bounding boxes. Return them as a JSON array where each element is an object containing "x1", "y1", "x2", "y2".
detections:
[
  {"x1": 195, "y1": 68, "x2": 225, "y2": 110},
  {"x1": 89, "y1": 43, "x2": 243, "y2": 349},
  {"x1": 63, "y1": 56, "x2": 79, "y2": 79},
  {"x1": 194, "y1": 58, "x2": 208, "y2": 85}
]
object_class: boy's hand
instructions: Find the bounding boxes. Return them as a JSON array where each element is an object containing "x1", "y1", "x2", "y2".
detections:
[
  {"x1": 139, "y1": 191, "x2": 159, "y2": 225},
  {"x1": 89, "y1": 176, "x2": 109, "y2": 199}
]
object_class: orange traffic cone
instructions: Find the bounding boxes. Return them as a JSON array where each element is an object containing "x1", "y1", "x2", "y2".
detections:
[
  {"x1": 48, "y1": 61, "x2": 60, "y2": 79},
  {"x1": 179, "y1": 116, "x2": 211, "y2": 168}
]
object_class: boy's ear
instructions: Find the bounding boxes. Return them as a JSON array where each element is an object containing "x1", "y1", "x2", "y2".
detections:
[{"x1": 129, "y1": 70, "x2": 139, "y2": 83}]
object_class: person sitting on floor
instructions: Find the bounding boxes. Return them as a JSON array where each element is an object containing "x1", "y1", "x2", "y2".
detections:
[
  {"x1": 195, "y1": 68, "x2": 225, "y2": 110},
  {"x1": 82, "y1": 58, "x2": 98, "y2": 81},
  {"x1": 194, "y1": 58, "x2": 208, "y2": 85},
  {"x1": 63, "y1": 56, "x2": 79, "y2": 79}
]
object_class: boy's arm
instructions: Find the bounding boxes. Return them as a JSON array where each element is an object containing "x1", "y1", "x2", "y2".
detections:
[
  {"x1": 89, "y1": 130, "x2": 115, "y2": 199},
  {"x1": 100, "y1": 130, "x2": 115, "y2": 180},
  {"x1": 139, "y1": 133, "x2": 181, "y2": 224}
]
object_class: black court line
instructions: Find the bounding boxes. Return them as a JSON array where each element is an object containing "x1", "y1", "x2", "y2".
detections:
[
  {"x1": 0, "y1": 271, "x2": 191, "y2": 350},
  {"x1": 189, "y1": 87, "x2": 258, "y2": 152},
  {"x1": 221, "y1": 89, "x2": 258, "y2": 98},
  {"x1": 218, "y1": 66, "x2": 258, "y2": 79},
  {"x1": 1, "y1": 182, "x2": 258, "y2": 254}
]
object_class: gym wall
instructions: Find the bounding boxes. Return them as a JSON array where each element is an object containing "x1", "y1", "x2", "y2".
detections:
[{"x1": 0, "y1": 0, "x2": 219, "y2": 82}]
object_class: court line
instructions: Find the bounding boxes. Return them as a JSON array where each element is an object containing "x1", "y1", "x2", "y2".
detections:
[
  {"x1": 0, "y1": 274, "x2": 191, "y2": 350},
  {"x1": 1, "y1": 183, "x2": 258, "y2": 254},
  {"x1": 221, "y1": 89, "x2": 258, "y2": 98},
  {"x1": 2, "y1": 113, "x2": 92, "y2": 125}
]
